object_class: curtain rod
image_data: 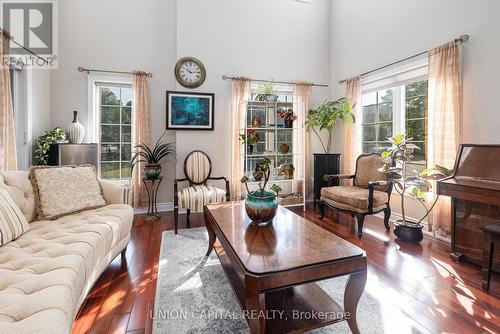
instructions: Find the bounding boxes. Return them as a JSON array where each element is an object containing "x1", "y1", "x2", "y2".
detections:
[
  {"x1": 0, "y1": 28, "x2": 48, "y2": 64},
  {"x1": 221, "y1": 75, "x2": 328, "y2": 88},
  {"x1": 338, "y1": 34, "x2": 470, "y2": 85},
  {"x1": 78, "y1": 66, "x2": 153, "y2": 77}
]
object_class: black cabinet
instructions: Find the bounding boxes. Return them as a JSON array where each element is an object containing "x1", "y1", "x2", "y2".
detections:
[{"x1": 313, "y1": 153, "x2": 340, "y2": 207}]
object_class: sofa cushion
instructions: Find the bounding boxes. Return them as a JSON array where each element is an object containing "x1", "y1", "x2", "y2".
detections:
[
  {"x1": 0, "y1": 204, "x2": 133, "y2": 334},
  {"x1": 0, "y1": 188, "x2": 30, "y2": 246},
  {"x1": 0, "y1": 171, "x2": 36, "y2": 223},
  {"x1": 321, "y1": 186, "x2": 388, "y2": 213},
  {"x1": 30, "y1": 165, "x2": 106, "y2": 220}
]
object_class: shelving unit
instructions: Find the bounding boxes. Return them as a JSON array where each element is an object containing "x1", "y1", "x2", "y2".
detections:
[{"x1": 241, "y1": 100, "x2": 306, "y2": 209}]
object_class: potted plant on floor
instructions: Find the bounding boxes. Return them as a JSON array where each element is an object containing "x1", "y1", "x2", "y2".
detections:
[
  {"x1": 35, "y1": 127, "x2": 68, "y2": 165},
  {"x1": 239, "y1": 129, "x2": 259, "y2": 154},
  {"x1": 131, "y1": 131, "x2": 176, "y2": 180},
  {"x1": 241, "y1": 157, "x2": 278, "y2": 224},
  {"x1": 381, "y1": 134, "x2": 453, "y2": 243},
  {"x1": 278, "y1": 108, "x2": 297, "y2": 128},
  {"x1": 255, "y1": 80, "x2": 278, "y2": 102}
]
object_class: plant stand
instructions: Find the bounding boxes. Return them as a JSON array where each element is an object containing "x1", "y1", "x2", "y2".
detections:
[{"x1": 143, "y1": 177, "x2": 163, "y2": 222}]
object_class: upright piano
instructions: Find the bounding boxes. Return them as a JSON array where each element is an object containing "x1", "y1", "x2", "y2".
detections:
[{"x1": 437, "y1": 144, "x2": 500, "y2": 271}]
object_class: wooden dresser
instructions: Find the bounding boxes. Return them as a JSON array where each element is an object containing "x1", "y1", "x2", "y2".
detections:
[{"x1": 437, "y1": 144, "x2": 500, "y2": 271}]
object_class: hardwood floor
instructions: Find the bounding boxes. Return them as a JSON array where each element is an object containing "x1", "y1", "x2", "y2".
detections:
[{"x1": 72, "y1": 205, "x2": 500, "y2": 334}]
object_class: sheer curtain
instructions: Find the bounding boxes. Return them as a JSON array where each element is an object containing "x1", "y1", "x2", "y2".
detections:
[
  {"x1": 343, "y1": 76, "x2": 361, "y2": 178},
  {"x1": 131, "y1": 71, "x2": 151, "y2": 207},
  {"x1": 231, "y1": 78, "x2": 250, "y2": 200},
  {"x1": 0, "y1": 30, "x2": 17, "y2": 170},
  {"x1": 428, "y1": 42, "x2": 462, "y2": 234},
  {"x1": 293, "y1": 83, "x2": 312, "y2": 197}
]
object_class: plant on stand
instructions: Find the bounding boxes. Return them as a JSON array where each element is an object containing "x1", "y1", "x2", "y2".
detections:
[
  {"x1": 278, "y1": 108, "x2": 297, "y2": 128},
  {"x1": 306, "y1": 97, "x2": 355, "y2": 154},
  {"x1": 381, "y1": 134, "x2": 453, "y2": 243},
  {"x1": 255, "y1": 80, "x2": 277, "y2": 102},
  {"x1": 35, "y1": 128, "x2": 68, "y2": 165},
  {"x1": 241, "y1": 157, "x2": 278, "y2": 224},
  {"x1": 131, "y1": 131, "x2": 176, "y2": 180},
  {"x1": 239, "y1": 129, "x2": 259, "y2": 155}
]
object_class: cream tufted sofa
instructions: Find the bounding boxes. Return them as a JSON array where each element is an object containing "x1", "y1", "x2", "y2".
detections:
[{"x1": 0, "y1": 170, "x2": 134, "y2": 334}]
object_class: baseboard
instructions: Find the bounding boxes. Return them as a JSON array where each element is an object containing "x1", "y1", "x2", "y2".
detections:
[
  {"x1": 134, "y1": 202, "x2": 174, "y2": 214},
  {"x1": 375, "y1": 211, "x2": 450, "y2": 243}
]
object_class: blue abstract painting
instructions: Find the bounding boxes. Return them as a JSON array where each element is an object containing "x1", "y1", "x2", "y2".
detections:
[{"x1": 167, "y1": 92, "x2": 214, "y2": 130}]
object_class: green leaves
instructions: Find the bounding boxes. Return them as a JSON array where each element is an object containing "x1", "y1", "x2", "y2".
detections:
[{"x1": 35, "y1": 128, "x2": 67, "y2": 165}]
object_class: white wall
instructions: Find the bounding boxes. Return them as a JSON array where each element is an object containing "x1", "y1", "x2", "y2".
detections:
[
  {"x1": 175, "y1": 0, "x2": 331, "y2": 184},
  {"x1": 330, "y1": 0, "x2": 500, "y2": 226}
]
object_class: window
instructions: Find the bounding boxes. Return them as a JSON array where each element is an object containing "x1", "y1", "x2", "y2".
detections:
[
  {"x1": 97, "y1": 84, "x2": 132, "y2": 180},
  {"x1": 362, "y1": 78, "x2": 428, "y2": 165}
]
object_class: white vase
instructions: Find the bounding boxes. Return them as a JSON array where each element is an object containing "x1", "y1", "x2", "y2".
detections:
[{"x1": 68, "y1": 110, "x2": 85, "y2": 144}]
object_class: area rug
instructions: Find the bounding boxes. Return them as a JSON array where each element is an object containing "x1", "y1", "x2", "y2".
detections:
[{"x1": 152, "y1": 228, "x2": 394, "y2": 334}]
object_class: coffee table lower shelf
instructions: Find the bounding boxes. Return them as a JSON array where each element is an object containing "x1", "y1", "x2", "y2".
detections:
[{"x1": 215, "y1": 242, "x2": 347, "y2": 334}]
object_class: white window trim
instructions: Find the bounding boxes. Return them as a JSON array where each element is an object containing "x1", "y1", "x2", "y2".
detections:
[{"x1": 88, "y1": 74, "x2": 132, "y2": 181}]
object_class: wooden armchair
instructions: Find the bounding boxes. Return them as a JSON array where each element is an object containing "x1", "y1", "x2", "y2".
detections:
[
  {"x1": 318, "y1": 153, "x2": 393, "y2": 239},
  {"x1": 174, "y1": 150, "x2": 230, "y2": 234}
]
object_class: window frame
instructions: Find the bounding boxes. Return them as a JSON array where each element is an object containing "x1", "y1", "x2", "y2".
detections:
[{"x1": 89, "y1": 74, "x2": 133, "y2": 181}]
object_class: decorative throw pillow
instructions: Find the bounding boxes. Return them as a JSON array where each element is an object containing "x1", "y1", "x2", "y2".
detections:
[
  {"x1": 30, "y1": 165, "x2": 106, "y2": 220},
  {"x1": 0, "y1": 188, "x2": 30, "y2": 246}
]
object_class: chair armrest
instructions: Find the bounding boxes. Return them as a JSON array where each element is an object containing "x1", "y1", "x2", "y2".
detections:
[
  {"x1": 323, "y1": 174, "x2": 354, "y2": 187},
  {"x1": 368, "y1": 180, "x2": 388, "y2": 187},
  {"x1": 207, "y1": 176, "x2": 230, "y2": 201},
  {"x1": 174, "y1": 178, "x2": 189, "y2": 206},
  {"x1": 367, "y1": 180, "x2": 390, "y2": 212},
  {"x1": 99, "y1": 180, "x2": 130, "y2": 205}
]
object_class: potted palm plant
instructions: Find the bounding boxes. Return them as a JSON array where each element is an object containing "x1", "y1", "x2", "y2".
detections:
[
  {"x1": 131, "y1": 132, "x2": 176, "y2": 180},
  {"x1": 241, "y1": 157, "x2": 278, "y2": 224},
  {"x1": 381, "y1": 134, "x2": 453, "y2": 243}
]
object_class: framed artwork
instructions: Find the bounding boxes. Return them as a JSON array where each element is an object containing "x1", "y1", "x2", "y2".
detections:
[{"x1": 166, "y1": 91, "x2": 214, "y2": 130}]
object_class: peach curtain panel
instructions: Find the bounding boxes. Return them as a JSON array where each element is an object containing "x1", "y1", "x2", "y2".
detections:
[
  {"x1": 293, "y1": 83, "x2": 312, "y2": 197},
  {"x1": 343, "y1": 76, "x2": 361, "y2": 180},
  {"x1": 131, "y1": 71, "x2": 151, "y2": 208},
  {"x1": 0, "y1": 30, "x2": 17, "y2": 170},
  {"x1": 231, "y1": 78, "x2": 250, "y2": 200},
  {"x1": 428, "y1": 42, "x2": 462, "y2": 234}
]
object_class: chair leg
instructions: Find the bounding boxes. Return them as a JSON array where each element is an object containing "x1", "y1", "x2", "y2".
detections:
[
  {"x1": 186, "y1": 209, "x2": 191, "y2": 228},
  {"x1": 356, "y1": 214, "x2": 365, "y2": 239},
  {"x1": 319, "y1": 200, "x2": 325, "y2": 220},
  {"x1": 483, "y1": 241, "x2": 494, "y2": 291},
  {"x1": 383, "y1": 207, "x2": 391, "y2": 230},
  {"x1": 174, "y1": 206, "x2": 179, "y2": 234}
]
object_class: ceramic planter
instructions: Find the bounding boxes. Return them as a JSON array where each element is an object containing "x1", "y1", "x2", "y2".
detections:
[
  {"x1": 279, "y1": 143, "x2": 290, "y2": 154},
  {"x1": 244, "y1": 190, "x2": 278, "y2": 224},
  {"x1": 265, "y1": 94, "x2": 278, "y2": 102},
  {"x1": 284, "y1": 119, "x2": 293, "y2": 128},
  {"x1": 144, "y1": 163, "x2": 162, "y2": 180},
  {"x1": 247, "y1": 145, "x2": 254, "y2": 155},
  {"x1": 394, "y1": 220, "x2": 423, "y2": 243}
]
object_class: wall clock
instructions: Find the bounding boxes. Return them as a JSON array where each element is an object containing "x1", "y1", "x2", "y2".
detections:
[{"x1": 174, "y1": 57, "x2": 206, "y2": 88}]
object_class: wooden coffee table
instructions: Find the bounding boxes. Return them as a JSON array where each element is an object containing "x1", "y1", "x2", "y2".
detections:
[{"x1": 204, "y1": 201, "x2": 367, "y2": 334}]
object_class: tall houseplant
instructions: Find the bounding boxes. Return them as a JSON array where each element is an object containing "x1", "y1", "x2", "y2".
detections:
[
  {"x1": 306, "y1": 97, "x2": 355, "y2": 154},
  {"x1": 381, "y1": 134, "x2": 453, "y2": 243},
  {"x1": 131, "y1": 132, "x2": 176, "y2": 179}
]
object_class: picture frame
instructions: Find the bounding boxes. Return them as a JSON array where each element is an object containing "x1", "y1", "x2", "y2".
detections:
[{"x1": 166, "y1": 91, "x2": 214, "y2": 130}]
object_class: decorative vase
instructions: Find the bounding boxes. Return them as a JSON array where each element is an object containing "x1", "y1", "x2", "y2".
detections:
[
  {"x1": 284, "y1": 119, "x2": 293, "y2": 128},
  {"x1": 251, "y1": 116, "x2": 261, "y2": 128},
  {"x1": 279, "y1": 164, "x2": 295, "y2": 179},
  {"x1": 244, "y1": 190, "x2": 278, "y2": 224},
  {"x1": 144, "y1": 163, "x2": 162, "y2": 180},
  {"x1": 68, "y1": 110, "x2": 85, "y2": 144},
  {"x1": 394, "y1": 220, "x2": 423, "y2": 243},
  {"x1": 248, "y1": 144, "x2": 254, "y2": 155},
  {"x1": 279, "y1": 144, "x2": 290, "y2": 154}
]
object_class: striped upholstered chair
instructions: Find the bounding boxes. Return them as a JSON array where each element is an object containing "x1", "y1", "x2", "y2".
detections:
[{"x1": 174, "y1": 150, "x2": 230, "y2": 234}]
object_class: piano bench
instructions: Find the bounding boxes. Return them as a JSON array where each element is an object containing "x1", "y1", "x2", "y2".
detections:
[{"x1": 482, "y1": 223, "x2": 500, "y2": 291}]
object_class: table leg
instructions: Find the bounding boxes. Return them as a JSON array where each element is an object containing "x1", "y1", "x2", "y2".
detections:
[
  {"x1": 245, "y1": 275, "x2": 266, "y2": 334},
  {"x1": 205, "y1": 221, "x2": 216, "y2": 256},
  {"x1": 344, "y1": 270, "x2": 367, "y2": 334}
]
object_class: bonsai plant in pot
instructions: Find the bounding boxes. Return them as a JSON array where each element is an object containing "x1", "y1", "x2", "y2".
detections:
[
  {"x1": 35, "y1": 127, "x2": 68, "y2": 165},
  {"x1": 131, "y1": 132, "x2": 175, "y2": 180},
  {"x1": 239, "y1": 129, "x2": 259, "y2": 155},
  {"x1": 241, "y1": 157, "x2": 278, "y2": 224},
  {"x1": 381, "y1": 134, "x2": 453, "y2": 243},
  {"x1": 255, "y1": 80, "x2": 277, "y2": 102},
  {"x1": 278, "y1": 108, "x2": 297, "y2": 128}
]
